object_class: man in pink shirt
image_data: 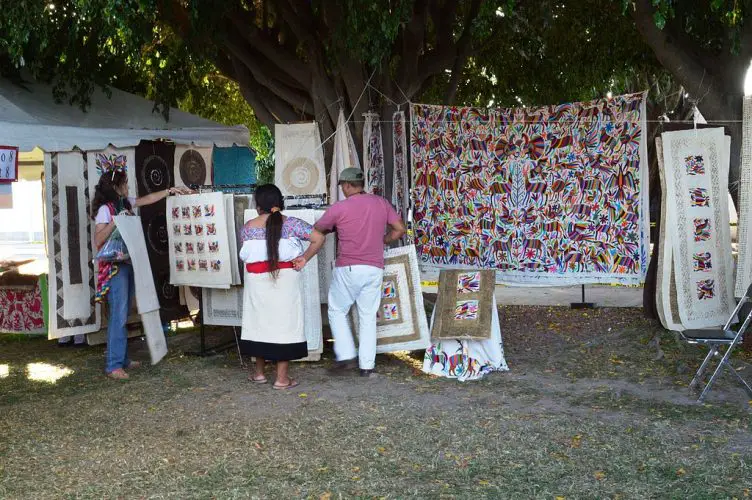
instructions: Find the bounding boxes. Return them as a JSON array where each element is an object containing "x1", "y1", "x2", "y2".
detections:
[{"x1": 297, "y1": 168, "x2": 405, "y2": 377}]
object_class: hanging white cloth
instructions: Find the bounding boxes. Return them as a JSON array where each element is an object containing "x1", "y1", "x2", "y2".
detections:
[{"x1": 329, "y1": 108, "x2": 361, "y2": 203}]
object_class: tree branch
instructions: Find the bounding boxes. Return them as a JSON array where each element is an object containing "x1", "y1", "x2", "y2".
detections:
[
  {"x1": 230, "y1": 55, "x2": 303, "y2": 125},
  {"x1": 224, "y1": 36, "x2": 313, "y2": 115},
  {"x1": 228, "y1": 14, "x2": 312, "y2": 88},
  {"x1": 397, "y1": 0, "x2": 429, "y2": 98},
  {"x1": 631, "y1": 0, "x2": 728, "y2": 119},
  {"x1": 444, "y1": 0, "x2": 483, "y2": 104}
]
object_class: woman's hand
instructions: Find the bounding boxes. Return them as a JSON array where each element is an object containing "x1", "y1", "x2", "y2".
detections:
[
  {"x1": 168, "y1": 186, "x2": 194, "y2": 196},
  {"x1": 292, "y1": 256, "x2": 308, "y2": 271}
]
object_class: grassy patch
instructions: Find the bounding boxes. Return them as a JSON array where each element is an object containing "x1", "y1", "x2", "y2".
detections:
[{"x1": 2, "y1": 308, "x2": 752, "y2": 498}]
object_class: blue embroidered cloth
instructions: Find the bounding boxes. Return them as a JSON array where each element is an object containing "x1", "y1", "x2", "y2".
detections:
[{"x1": 212, "y1": 146, "x2": 257, "y2": 190}]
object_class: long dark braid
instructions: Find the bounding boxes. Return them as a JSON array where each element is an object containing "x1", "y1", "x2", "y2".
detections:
[{"x1": 254, "y1": 184, "x2": 285, "y2": 278}]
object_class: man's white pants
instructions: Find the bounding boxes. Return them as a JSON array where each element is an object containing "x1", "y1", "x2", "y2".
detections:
[{"x1": 328, "y1": 265, "x2": 383, "y2": 369}]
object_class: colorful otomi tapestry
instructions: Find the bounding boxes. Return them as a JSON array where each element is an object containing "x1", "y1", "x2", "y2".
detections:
[{"x1": 410, "y1": 93, "x2": 649, "y2": 285}]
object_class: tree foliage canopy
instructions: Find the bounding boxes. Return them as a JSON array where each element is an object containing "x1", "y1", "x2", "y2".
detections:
[{"x1": 2, "y1": 1, "x2": 750, "y2": 196}]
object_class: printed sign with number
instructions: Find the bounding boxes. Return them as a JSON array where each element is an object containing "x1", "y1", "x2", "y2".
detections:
[{"x1": 0, "y1": 146, "x2": 19, "y2": 183}]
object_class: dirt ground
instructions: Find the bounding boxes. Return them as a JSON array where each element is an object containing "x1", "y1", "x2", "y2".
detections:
[{"x1": 1, "y1": 305, "x2": 751, "y2": 498}]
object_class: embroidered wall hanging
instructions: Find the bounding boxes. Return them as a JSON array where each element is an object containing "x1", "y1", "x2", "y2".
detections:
[
  {"x1": 431, "y1": 270, "x2": 495, "y2": 340},
  {"x1": 87, "y1": 146, "x2": 138, "y2": 213},
  {"x1": 736, "y1": 96, "x2": 752, "y2": 297},
  {"x1": 135, "y1": 140, "x2": 185, "y2": 322},
  {"x1": 202, "y1": 286, "x2": 243, "y2": 327},
  {"x1": 660, "y1": 128, "x2": 735, "y2": 328},
  {"x1": 654, "y1": 137, "x2": 685, "y2": 331},
  {"x1": 392, "y1": 110, "x2": 409, "y2": 224},
  {"x1": 213, "y1": 146, "x2": 257, "y2": 191},
  {"x1": 410, "y1": 93, "x2": 649, "y2": 285},
  {"x1": 0, "y1": 281, "x2": 46, "y2": 334},
  {"x1": 423, "y1": 295, "x2": 509, "y2": 382},
  {"x1": 352, "y1": 245, "x2": 430, "y2": 353},
  {"x1": 233, "y1": 195, "x2": 255, "y2": 284},
  {"x1": 174, "y1": 145, "x2": 212, "y2": 188},
  {"x1": 275, "y1": 123, "x2": 326, "y2": 196},
  {"x1": 167, "y1": 192, "x2": 233, "y2": 288},
  {"x1": 330, "y1": 108, "x2": 362, "y2": 203},
  {"x1": 363, "y1": 112, "x2": 385, "y2": 197},
  {"x1": 223, "y1": 193, "x2": 242, "y2": 285},
  {"x1": 45, "y1": 152, "x2": 100, "y2": 339},
  {"x1": 115, "y1": 215, "x2": 168, "y2": 364}
]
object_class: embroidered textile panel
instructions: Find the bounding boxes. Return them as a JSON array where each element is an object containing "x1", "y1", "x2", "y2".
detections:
[
  {"x1": 364, "y1": 112, "x2": 385, "y2": 197},
  {"x1": 135, "y1": 141, "x2": 184, "y2": 322},
  {"x1": 167, "y1": 192, "x2": 233, "y2": 288},
  {"x1": 352, "y1": 245, "x2": 430, "y2": 353},
  {"x1": 174, "y1": 145, "x2": 212, "y2": 188},
  {"x1": 213, "y1": 146, "x2": 257, "y2": 190},
  {"x1": 45, "y1": 152, "x2": 100, "y2": 339},
  {"x1": 736, "y1": 97, "x2": 752, "y2": 297},
  {"x1": 410, "y1": 93, "x2": 650, "y2": 285},
  {"x1": 87, "y1": 146, "x2": 138, "y2": 213},
  {"x1": 233, "y1": 195, "x2": 255, "y2": 285},
  {"x1": 202, "y1": 286, "x2": 243, "y2": 327},
  {"x1": 432, "y1": 270, "x2": 494, "y2": 340},
  {"x1": 392, "y1": 110, "x2": 409, "y2": 224},
  {"x1": 274, "y1": 123, "x2": 326, "y2": 196},
  {"x1": 223, "y1": 194, "x2": 242, "y2": 285},
  {"x1": 661, "y1": 128, "x2": 735, "y2": 328},
  {"x1": 285, "y1": 209, "x2": 324, "y2": 357},
  {"x1": 0, "y1": 282, "x2": 46, "y2": 334},
  {"x1": 423, "y1": 295, "x2": 509, "y2": 381},
  {"x1": 655, "y1": 137, "x2": 684, "y2": 331}
]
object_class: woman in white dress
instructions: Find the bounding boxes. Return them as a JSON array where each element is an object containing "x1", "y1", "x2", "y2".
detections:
[{"x1": 238, "y1": 184, "x2": 325, "y2": 389}]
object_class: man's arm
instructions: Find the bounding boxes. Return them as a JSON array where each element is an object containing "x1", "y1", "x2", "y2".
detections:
[{"x1": 384, "y1": 219, "x2": 407, "y2": 245}]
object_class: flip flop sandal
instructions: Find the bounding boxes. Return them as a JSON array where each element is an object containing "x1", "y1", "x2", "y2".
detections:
[
  {"x1": 107, "y1": 369, "x2": 129, "y2": 380},
  {"x1": 127, "y1": 361, "x2": 142, "y2": 369},
  {"x1": 272, "y1": 379, "x2": 300, "y2": 390},
  {"x1": 248, "y1": 375, "x2": 268, "y2": 384}
]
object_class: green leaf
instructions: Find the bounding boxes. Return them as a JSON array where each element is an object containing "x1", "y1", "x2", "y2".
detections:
[{"x1": 653, "y1": 11, "x2": 667, "y2": 30}]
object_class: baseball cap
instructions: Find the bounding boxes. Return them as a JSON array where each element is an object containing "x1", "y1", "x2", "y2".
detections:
[{"x1": 338, "y1": 168, "x2": 365, "y2": 183}]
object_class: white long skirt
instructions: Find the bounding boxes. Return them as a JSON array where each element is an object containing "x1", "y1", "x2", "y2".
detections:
[{"x1": 240, "y1": 268, "x2": 307, "y2": 360}]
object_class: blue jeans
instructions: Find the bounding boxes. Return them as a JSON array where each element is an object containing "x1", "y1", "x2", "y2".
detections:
[{"x1": 105, "y1": 263, "x2": 135, "y2": 373}]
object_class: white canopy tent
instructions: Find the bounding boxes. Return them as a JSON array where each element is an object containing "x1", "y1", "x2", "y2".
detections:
[{"x1": 0, "y1": 78, "x2": 249, "y2": 151}]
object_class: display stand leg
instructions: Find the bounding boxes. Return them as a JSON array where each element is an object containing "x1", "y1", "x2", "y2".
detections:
[
  {"x1": 184, "y1": 289, "x2": 236, "y2": 356},
  {"x1": 570, "y1": 284, "x2": 596, "y2": 309}
]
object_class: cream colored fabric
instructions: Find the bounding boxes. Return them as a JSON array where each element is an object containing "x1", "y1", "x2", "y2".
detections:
[
  {"x1": 114, "y1": 215, "x2": 167, "y2": 364},
  {"x1": 274, "y1": 122, "x2": 326, "y2": 196},
  {"x1": 660, "y1": 128, "x2": 735, "y2": 328},
  {"x1": 329, "y1": 108, "x2": 361, "y2": 203}
]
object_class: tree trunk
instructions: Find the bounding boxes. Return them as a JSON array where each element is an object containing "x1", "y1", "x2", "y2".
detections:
[{"x1": 631, "y1": 0, "x2": 746, "y2": 209}]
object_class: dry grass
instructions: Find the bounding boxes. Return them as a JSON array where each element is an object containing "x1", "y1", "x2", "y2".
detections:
[{"x1": 1, "y1": 306, "x2": 751, "y2": 499}]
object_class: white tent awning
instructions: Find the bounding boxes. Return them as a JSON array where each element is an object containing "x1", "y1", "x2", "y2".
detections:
[{"x1": 0, "y1": 78, "x2": 249, "y2": 151}]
